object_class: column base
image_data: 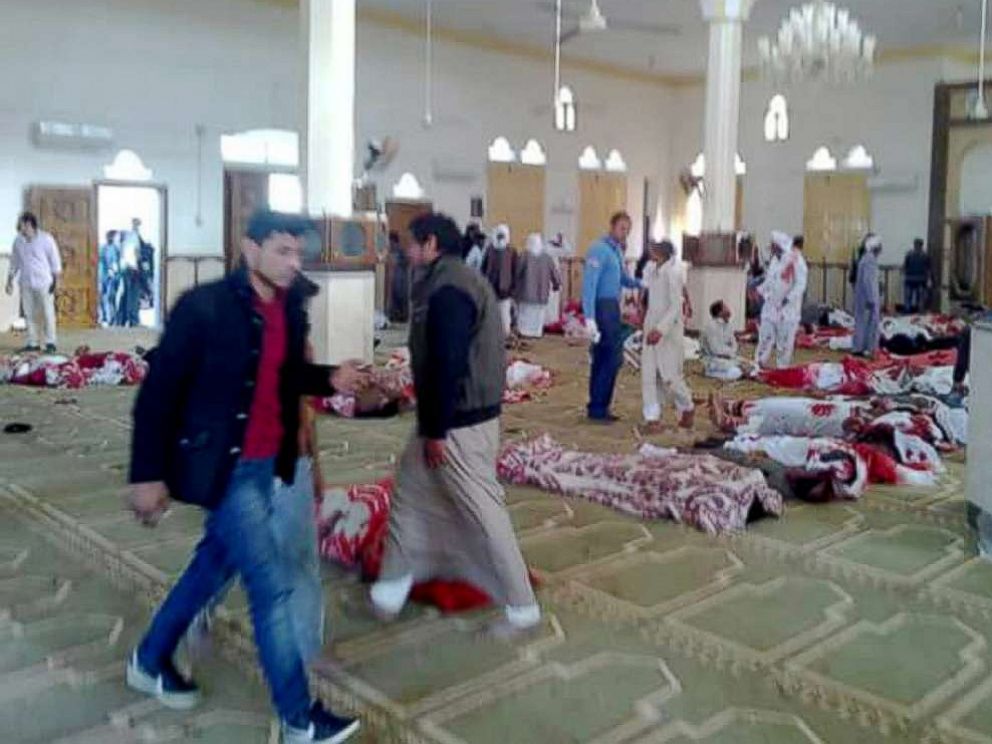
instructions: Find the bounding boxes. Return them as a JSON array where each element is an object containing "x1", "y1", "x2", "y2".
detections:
[
  {"x1": 305, "y1": 270, "x2": 376, "y2": 365},
  {"x1": 686, "y1": 265, "x2": 747, "y2": 334}
]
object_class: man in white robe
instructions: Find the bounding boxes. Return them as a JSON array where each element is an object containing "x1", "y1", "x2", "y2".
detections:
[
  {"x1": 701, "y1": 300, "x2": 743, "y2": 380},
  {"x1": 641, "y1": 240, "x2": 694, "y2": 431},
  {"x1": 756, "y1": 231, "x2": 808, "y2": 369}
]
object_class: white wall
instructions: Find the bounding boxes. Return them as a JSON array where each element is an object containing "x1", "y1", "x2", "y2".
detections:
[
  {"x1": 0, "y1": 0, "x2": 674, "y2": 271},
  {"x1": 669, "y1": 57, "x2": 965, "y2": 264}
]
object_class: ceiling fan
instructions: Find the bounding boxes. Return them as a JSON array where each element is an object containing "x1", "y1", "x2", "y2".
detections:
[{"x1": 537, "y1": 0, "x2": 681, "y2": 45}]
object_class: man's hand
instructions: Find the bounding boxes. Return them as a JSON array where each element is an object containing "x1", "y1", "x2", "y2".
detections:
[
  {"x1": 128, "y1": 481, "x2": 171, "y2": 527},
  {"x1": 585, "y1": 319, "x2": 601, "y2": 345},
  {"x1": 646, "y1": 329, "x2": 662, "y2": 346},
  {"x1": 331, "y1": 360, "x2": 371, "y2": 394},
  {"x1": 424, "y1": 438, "x2": 446, "y2": 469},
  {"x1": 4, "y1": 279, "x2": 12, "y2": 296},
  {"x1": 49, "y1": 280, "x2": 57, "y2": 295}
]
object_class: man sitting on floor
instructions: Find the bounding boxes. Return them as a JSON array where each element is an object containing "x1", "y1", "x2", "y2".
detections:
[{"x1": 701, "y1": 300, "x2": 744, "y2": 381}]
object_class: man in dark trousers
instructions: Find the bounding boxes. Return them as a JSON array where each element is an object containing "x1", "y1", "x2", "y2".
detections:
[
  {"x1": 126, "y1": 209, "x2": 367, "y2": 743},
  {"x1": 581, "y1": 211, "x2": 641, "y2": 422},
  {"x1": 903, "y1": 238, "x2": 931, "y2": 313}
]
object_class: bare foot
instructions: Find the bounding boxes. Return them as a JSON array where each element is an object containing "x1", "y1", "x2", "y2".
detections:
[
  {"x1": 639, "y1": 421, "x2": 666, "y2": 436},
  {"x1": 678, "y1": 409, "x2": 695, "y2": 429}
]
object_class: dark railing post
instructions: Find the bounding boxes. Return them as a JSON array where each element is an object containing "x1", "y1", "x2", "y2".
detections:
[{"x1": 821, "y1": 258, "x2": 828, "y2": 305}]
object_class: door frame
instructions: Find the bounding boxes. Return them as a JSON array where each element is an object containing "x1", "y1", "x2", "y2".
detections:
[{"x1": 93, "y1": 179, "x2": 169, "y2": 328}]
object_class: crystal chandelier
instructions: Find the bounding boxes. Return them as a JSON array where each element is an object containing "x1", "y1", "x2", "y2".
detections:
[{"x1": 758, "y1": 1, "x2": 876, "y2": 84}]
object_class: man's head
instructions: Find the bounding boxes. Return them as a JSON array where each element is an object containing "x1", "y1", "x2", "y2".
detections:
[
  {"x1": 865, "y1": 234, "x2": 883, "y2": 256},
  {"x1": 16, "y1": 212, "x2": 38, "y2": 240},
  {"x1": 241, "y1": 209, "x2": 309, "y2": 290},
  {"x1": 132, "y1": 218, "x2": 142, "y2": 233},
  {"x1": 407, "y1": 212, "x2": 462, "y2": 267},
  {"x1": 770, "y1": 230, "x2": 791, "y2": 258},
  {"x1": 648, "y1": 239, "x2": 675, "y2": 264},
  {"x1": 609, "y1": 211, "x2": 632, "y2": 245},
  {"x1": 793, "y1": 235, "x2": 805, "y2": 251},
  {"x1": 710, "y1": 300, "x2": 731, "y2": 322},
  {"x1": 105, "y1": 230, "x2": 118, "y2": 244},
  {"x1": 913, "y1": 238, "x2": 925, "y2": 252}
]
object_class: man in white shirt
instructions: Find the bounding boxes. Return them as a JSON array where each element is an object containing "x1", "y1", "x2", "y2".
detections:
[
  {"x1": 701, "y1": 300, "x2": 743, "y2": 380},
  {"x1": 5, "y1": 212, "x2": 62, "y2": 352},
  {"x1": 755, "y1": 231, "x2": 808, "y2": 369}
]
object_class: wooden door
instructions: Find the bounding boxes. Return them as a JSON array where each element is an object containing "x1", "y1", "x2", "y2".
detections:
[
  {"x1": 26, "y1": 186, "x2": 95, "y2": 328},
  {"x1": 803, "y1": 173, "x2": 870, "y2": 262},
  {"x1": 385, "y1": 200, "x2": 433, "y2": 250},
  {"x1": 578, "y1": 171, "x2": 628, "y2": 255},
  {"x1": 486, "y1": 163, "x2": 545, "y2": 248},
  {"x1": 224, "y1": 169, "x2": 269, "y2": 272}
]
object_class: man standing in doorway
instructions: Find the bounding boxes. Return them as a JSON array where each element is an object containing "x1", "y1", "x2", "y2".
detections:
[
  {"x1": 126, "y1": 209, "x2": 366, "y2": 743},
  {"x1": 370, "y1": 212, "x2": 540, "y2": 640},
  {"x1": 903, "y1": 238, "x2": 931, "y2": 313},
  {"x1": 5, "y1": 211, "x2": 61, "y2": 353},
  {"x1": 581, "y1": 211, "x2": 641, "y2": 423}
]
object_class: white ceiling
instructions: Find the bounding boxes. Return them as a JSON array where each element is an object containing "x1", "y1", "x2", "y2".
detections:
[{"x1": 363, "y1": 0, "x2": 983, "y2": 76}]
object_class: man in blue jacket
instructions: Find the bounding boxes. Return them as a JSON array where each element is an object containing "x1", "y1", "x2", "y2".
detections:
[{"x1": 581, "y1": 211, "x2": 641, "y2": 422}]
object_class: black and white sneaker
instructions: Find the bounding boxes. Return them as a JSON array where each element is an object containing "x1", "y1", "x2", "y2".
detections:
[
  {"x1": 125, "y1": 651, "x2": 201, "y2": 710},
  {"x1": 282, "y1": 702, "x2": 360, "y2": 743}
]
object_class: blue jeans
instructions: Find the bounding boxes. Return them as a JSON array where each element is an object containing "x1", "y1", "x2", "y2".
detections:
[
  {"x1": 196, "y1": 457, "x2": 324, "y2": 664},
  {"x1": 587, "y1": 299, "x2": 623, "y2": 419},
  {"x1": 137, "y1": 458, "x2": 312, "y2": 726}
]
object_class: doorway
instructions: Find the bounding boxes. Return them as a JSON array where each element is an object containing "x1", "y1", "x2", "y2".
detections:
[
  {"x1": 577, "y1": 171, "x2": 628, "y2": 255},
  {"x1": 223, "y1": 168, "x2": 303, "y2": 271},
  {"x1": 95, "y1": 182, "x2": 167, "y2": 329},
  {"x1": 802, "y1": 173, "x2": 870, "y2": 263}
]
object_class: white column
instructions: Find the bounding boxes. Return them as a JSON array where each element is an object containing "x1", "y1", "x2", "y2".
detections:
[
  {"x1": 967, "y1": 321, "x2": 992, "y2": 533},
  {"x1": 301, "y1": 0, "x2": 375, "y2": 365},
  {"x1": 700, "y1": 0, "x2": 753, "y2": 232},
  {"x1": 302, "y1": 0, "x2": 355, "y2": 218}
]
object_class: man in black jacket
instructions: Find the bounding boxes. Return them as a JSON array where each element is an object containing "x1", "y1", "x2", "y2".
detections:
[
  {"x1": 369, "y1": 212, "x2": 540, "y2": 640},
  {"x1": 126, "y1": 210, "x2": 366, "y2": 743}
]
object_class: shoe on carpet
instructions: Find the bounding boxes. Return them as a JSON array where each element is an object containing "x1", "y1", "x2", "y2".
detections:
[
  {"x1": 282, "y1": 702, "x2": 360, "y2": 743},
  {"x1": 44, "y1": 343, "x2": 57, "y2": 354},
  {"x1": 587, "y1": 413, "x2": 620, "y2": 425},
  {"x1": 125, "y1": 651, "x2": 201, "y2": 710}
]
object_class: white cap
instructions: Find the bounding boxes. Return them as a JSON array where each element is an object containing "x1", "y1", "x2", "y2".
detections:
[{"x1": 771, "y1": 230, "x2": 792, "y2": 252}]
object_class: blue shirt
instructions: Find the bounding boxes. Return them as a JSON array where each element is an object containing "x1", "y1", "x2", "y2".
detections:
[{"x1": 581, "y1": 236, "x2": 640, "y2": 319}]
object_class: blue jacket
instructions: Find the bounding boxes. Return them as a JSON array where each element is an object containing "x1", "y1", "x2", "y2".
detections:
[{"x1": 581, "y1": 236, "x2": 639, "y2": 319}]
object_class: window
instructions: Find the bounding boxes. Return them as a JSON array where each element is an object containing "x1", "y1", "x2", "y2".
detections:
[
  {"x1": 555, "y1": 85, "x2": 577, "y2": 132},
  {"x1": 268, "y1": 173, "x2": 303, "y2": 214},
  {"x1": 806, "y1": 146, "x2": 838, "y2": 172},
  {"x1": 842, "y1": 144, "x2": 875, "y2": 170},
  {"x1": 488, "y1": 136, "x2": 516, "y2": 163},
  {"x1": 221, "y1": 129, "x2": 299, "y2": 167},
  {"x1": 520, "y1": 139, "x2": 547, "y2": 166},
  {"x1": 688, "y1": 153, "x2": 746, "y2": 177},
  {"x1": 604, "y1": 149, "x2": 627, "y2": 172},
  {"x1": 763, "y1": 94, "x2": 789, "y2": 143},
  {"x1": 578, "y1": 145, "x2": 601, "y2": 170},
  {"x1": 104, "y1": 149, "x2": 153, "y2": 181},
  {"x1": 392, "y1": 172, "x2": 425, "y2": 200}
]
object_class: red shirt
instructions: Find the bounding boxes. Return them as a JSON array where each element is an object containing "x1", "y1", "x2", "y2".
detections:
[{"x1": 242, "y1": 292, "x2": 287, "y2": 459}]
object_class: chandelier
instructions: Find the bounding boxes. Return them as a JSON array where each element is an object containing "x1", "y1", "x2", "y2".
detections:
[{"x1": 758, "y1": 1, "x2": 876, "y2": 84}]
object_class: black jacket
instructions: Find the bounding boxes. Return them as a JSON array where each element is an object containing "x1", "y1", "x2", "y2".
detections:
[{"x1": 129, "y1": 267, "x2": 337, "y2": 508}]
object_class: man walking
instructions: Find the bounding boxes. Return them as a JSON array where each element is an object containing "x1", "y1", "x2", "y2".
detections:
[
  {"x1": 755, "y1": 231, "x2": 806, "y2": 369},
  {"x1": 640, "y1": 240, "x2": 694, "y2": 432},
  {"x1": 370, "y1": 212, "x2": 540, "y2": 640},
  {"x1": 5, "y1": 211, "x2": 61, "y2": 352},
  {"x1": 581, "y1": 211, "x2": 641, "y2": 422},
  {"x1": 126, "y1": 209, "x2": 366, "y2": 743}
]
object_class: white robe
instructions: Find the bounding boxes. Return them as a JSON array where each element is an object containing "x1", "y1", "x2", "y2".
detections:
[
  {"x1": 756, "y1": 248, "x2": 807, "y2": 368},
  {"x1": 701, "y1": 317, "x2": 741, "y2": 380},
  {"x1": 641, "y1": 259, "x2": 693, "y2": 421}
]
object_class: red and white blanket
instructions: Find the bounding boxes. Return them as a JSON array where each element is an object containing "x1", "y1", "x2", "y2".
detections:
[
  {"x1": 758, "y1": 350, "x2": 957, "y2": 396},
  {"x1": 315, "y1": 479, "x2": 535, "y2": 613},
  {"x1": 0, "y1": 349, "x2": 147, "y2": 388},
  {"x1": 314, "y1": 351, "x2": 554, "y2": 417},
  {"x1": 496, "y1": 434, "x2": 783, "y2": 534}
]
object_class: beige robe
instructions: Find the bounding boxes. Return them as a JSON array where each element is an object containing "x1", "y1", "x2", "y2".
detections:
[{"x1": 641, "y1": 259, "x2": 693, "y2": 420}]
